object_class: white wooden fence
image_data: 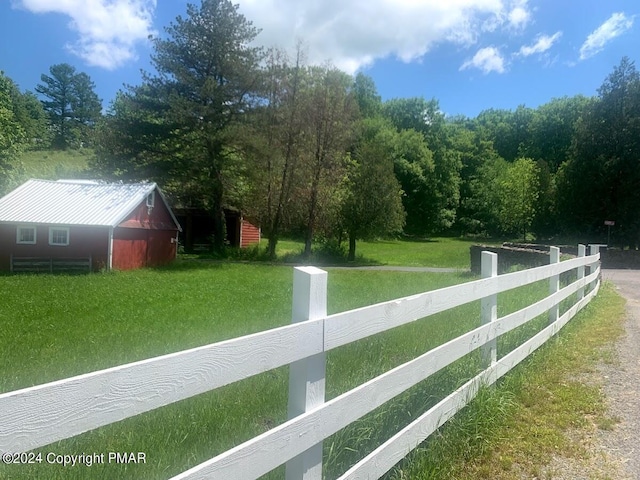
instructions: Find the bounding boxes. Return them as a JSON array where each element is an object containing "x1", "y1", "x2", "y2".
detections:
[{"x1": 0, "y1": 245, "x2": 601, "y2": 479}]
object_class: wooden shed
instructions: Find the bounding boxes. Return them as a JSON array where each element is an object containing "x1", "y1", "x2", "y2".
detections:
[
  {"x1": 0, "y1": 179, "x2": 182, "y2": 272},
  {"x1": 174, "y1": 207, "x2": 261, "y2": 252}
]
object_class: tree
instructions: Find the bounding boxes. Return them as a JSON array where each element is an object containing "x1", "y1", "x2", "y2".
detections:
[
  {"x1": 527, "y1": 96, "x2": 591, "y2": 172},
  {"x1": 382, "y1": 97, "x2": 462, "y2": 234},
  {"x1": 352, "y1": 73, "x2": 381, "y2": 119},
  {"x1": 95, "y1": 0, "x2": 263, "y2": 252},
  {"x1": 298, "y1": 66, "x2": 356, "y2": 257},
  {"x1": 496, "y1": 158, "x2": 540, "y2": 240},
  {"x1": 242, "y1": 46, "x2": 307, "y2": 258},
  {"x1": 36, "y1": 63, "x2": 102, "y2": 149},
  {"x1": 391, "y1": 127, "x2": 436, "y2": 234},
  {"x1": 451, "y1": 121, "x2": 504, "y2": 235},
  {"x1": 0, "y1": 72, "x2": 26, "y2": 194},
  {"x1": 341, "y1": 119, "x2": 405, "y2": 261},
  {"x1": 557, "y1": 57, "x2": 640, "y2": 246}
]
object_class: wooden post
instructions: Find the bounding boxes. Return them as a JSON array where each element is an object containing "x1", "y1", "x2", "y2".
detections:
[
  {"x1": 577, "y1": 244, "x2": 586, "y2": 300},
  {"x1": 588, "y1": 244, "x2": 600, "y2": 293},
  {"x1": 549, "y1": 246, "x2": 560, "y2": 325},
  {"x1": 286, "y1": 266, "x2": 327, "y2": 480},
  {"x1": 481, "y1": 251, "x2": 497, "y2": 367}
]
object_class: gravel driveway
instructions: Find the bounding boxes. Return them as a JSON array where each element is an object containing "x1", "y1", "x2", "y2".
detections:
[
  {"x1": 419, "y1": 266, "x2": 639, "y2": 480},
  {"x1": 598, "y1": 269, "x2": 640, "y2": 479},
  {"x1": 543, "y1": 270, "x2": 640, "y2": 479}
]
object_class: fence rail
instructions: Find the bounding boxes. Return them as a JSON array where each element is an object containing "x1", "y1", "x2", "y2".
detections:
[
  {"x1": 9, "y1": 255, "x2": 92, "y2": 273},
  {"x1": 0, "y1": 245, "x2": 601, "y2": 479}
]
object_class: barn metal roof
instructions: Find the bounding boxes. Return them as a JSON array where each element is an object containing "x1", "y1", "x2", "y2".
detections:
[{"x1": 0, "y1": 179, "x2": 180, "y2": 228}]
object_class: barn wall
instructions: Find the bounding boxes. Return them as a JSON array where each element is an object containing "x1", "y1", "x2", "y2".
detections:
[
  {"x1": 240, "y1": 219, "x2": 261, "y2": 248},
  {"x1": 0, "y1": 224, "x2": 109, "y2": 271},
  {"x1": 112, "y1": 228, "x2": 147, "y2": 270},
  {"x1": 114, "y1": 193, "x2": 179, "y2": 269},
  {"x1": 118, "y1": 195, "x2": 177, "y2": 230},
  {"x1": 146, "y1": 230, "x2": 178, "y2": 266},
  {"x1": 112, "y1": 228, "x2": 177, "y2": 270}
]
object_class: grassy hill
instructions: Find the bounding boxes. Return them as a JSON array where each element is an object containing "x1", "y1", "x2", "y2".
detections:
[{"x1": 18, "y1": 148, "x2": 94, "y2": 180}]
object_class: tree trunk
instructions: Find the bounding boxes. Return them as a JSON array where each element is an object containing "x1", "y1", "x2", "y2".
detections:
[
  {"x1": 211, "y1": 172, "x2": 226, "y2": 253},
  {"x1": 185, "y1": 211, "x2": 194, "y2": 253},
  {"x1": 267, "y1": 234, "x2": 278, "y2": 260},
  {"x1": 212, "y1": 204, "x2": 226, "y2": 252},
  {"x1": 348, "y1": 232, "x2": 356, "y2": 262},
  {"x1": 303, "y1": 162, "x2": 323, "y2": 259}
]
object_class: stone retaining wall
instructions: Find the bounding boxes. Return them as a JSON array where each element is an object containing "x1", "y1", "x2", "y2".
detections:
[{"x1": 470, "y1": 243, "x2": 640, "y2": 274}]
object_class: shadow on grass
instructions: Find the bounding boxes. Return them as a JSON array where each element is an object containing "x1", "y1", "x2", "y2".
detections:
[{"x1": 149, "y1": 258, "x2": 230, "y2": 273}]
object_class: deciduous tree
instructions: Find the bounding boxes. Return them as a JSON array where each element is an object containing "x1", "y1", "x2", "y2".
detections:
[
  {"x1": 0, "y1": 72, "x2": 26, "y2": 194},
  {"x1": 341, "y1": 118, "x2": 405, "y2": 260}
]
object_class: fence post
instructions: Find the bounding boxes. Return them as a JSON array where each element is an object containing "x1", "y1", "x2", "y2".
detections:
[
  {"x1": 549, "y1": 246, "x2": 560, "y2": 325},
  {"x1": 587, "y1": 244, "x2": 600, "y2": 293},
  {"x1": 577, "y1": 244, "x2": 586, "y2": 300},
  {"x1": 481, "y1": 251, "x2": 497, "y2": 367},
  {"x1": 286, "y1": 266, "x2": 327, "y2": 480}
]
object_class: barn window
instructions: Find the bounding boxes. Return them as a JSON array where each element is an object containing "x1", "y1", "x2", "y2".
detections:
[
  {"x1": 17, "y1": 226, "x2": 37, "y2": 244},
  {"x1": 49, "y1": 227, "x2": 69, "y2": 246}
]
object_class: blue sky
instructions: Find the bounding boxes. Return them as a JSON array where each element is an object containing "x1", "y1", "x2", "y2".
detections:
[{"x1": 1, "y1": 0, "x2": 638, "y2": 118}]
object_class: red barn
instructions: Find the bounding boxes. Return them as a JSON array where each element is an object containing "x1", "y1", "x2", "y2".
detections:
[{"x1": 0, "y1": 179, "x2": 182, "y2": 272}]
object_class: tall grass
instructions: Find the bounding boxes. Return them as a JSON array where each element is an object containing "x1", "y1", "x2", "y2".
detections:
[
  {"x1": 0, "y1": 262, "x2": 469, "y2": 479},
  {"x1": 0, "y1": 259, "x2": 600, "y2": 479},
  {"x1": 388, "y1": 282, "x2": 624, "y2": 480}
]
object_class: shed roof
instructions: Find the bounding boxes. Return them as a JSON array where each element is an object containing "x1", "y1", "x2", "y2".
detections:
[{"x1": 0, "y1": 179, "x2": 181, "y2": 229}]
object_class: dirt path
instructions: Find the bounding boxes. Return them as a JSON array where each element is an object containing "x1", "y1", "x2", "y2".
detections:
[
  {"x1": 598, "y1": 270, "x2": 640, "y2": 479},
  {"x1": 529, "y1": 269, "x2": 640, "y2": 480}
]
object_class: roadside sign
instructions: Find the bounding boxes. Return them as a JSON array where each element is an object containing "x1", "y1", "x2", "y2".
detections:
[{"x1": 604, "y1": 220, "x2": 615, "y2": 226}]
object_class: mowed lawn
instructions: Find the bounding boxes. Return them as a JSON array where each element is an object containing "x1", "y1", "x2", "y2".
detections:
[
  {"x1": 270, "y1": 236, "x2": 495, "y2": 269},
  {"x1": 18, "y1": 148, "x2": 91, "y2": 180},
  {"x1": 1, "y1": 261, "x2": 487, "y2": 479}
]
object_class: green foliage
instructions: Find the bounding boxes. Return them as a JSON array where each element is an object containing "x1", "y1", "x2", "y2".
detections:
[
  {"x1": 95, "y1": 0, "x2": 263, "y2": 252},
  {"x1": 353, "y1": 72, "x2": 382, "y2": 118},
  {"x1": 243, "y1": 48, "x2": 356, "y2": 258},
  {"x1": 0, "y1": 72, "x2": 27, "y2": 194},
  {"x1": 527, "y1": 96, "x2": 591, "y2": 172},
  {"x1": 383, "y1": 97, "x2": 462, "y2": 234},
  {"x1": 557, "y1": 57, "x2": 640, "y2": 247},
  {"x1": 296, "y1": 65, "x2": 357, "y2": 257},
  {"x1": 341, "y1": 118, "x2": 406, "y2": 260},
  {"x1": 474, "y1": 105, "x2": 534, "y2": 162},
  {"x1": 496, "y1": 158, "x2": 540, "y2": 240},
  {"x1": 36, "y1": 63, "x2": 102, "y2": 149}
]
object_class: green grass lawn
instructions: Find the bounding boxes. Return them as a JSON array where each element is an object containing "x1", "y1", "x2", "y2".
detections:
[
  {"x1": 355, "y1": 237, "x2": 496, "y2": 268},
  {"x1": 18, "y1": 148, "x2": 93, "y2": 180},
  {"x1": 0, "y1": 257, "x2": 597, "y2": 479},
  {"x1": 0, "y1": 262, "x2": 476, "y2": 479},
  {"x1": 256, "y1": 236, "x2": 496, "y2": 269}
]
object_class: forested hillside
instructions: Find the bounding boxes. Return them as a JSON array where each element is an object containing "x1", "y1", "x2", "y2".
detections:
[{"x1": 2, "y1": 0, "x2": 640, "y2": 255}]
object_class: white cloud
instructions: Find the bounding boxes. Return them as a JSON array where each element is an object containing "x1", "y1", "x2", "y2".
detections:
[
  {"x1": 14, "y1": 0, "x2": 156, "y2": 69},
  {"x1": 579, "y1": 12, "x2": 634, "y2": 61},
  {"x1": 238, "y1": 0, "x2": 531, "y2": 74},
  {"x1": 507, "y1": 0, "x2": 531, "y2": 30},
  {"x1": 517, "y1": 31, "x2": 562, "y2": 57},
  {"x1": 460, "y1": 46, "x2": 506, "y2": 74}
]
